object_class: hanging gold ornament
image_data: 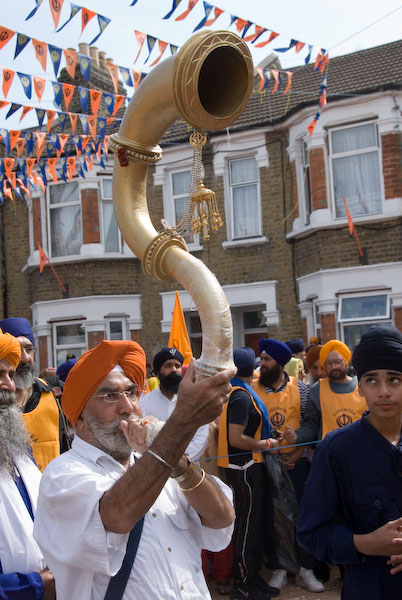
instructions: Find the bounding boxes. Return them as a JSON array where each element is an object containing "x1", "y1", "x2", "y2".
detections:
[{"x1": 175, "y1": 129, "x2": 224, "y2": 241}]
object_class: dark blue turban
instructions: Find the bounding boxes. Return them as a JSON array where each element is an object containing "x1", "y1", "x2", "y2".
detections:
[
  {"x1": 285, "y1": 338, "x2": 305, "y2": 353},
  {"x1": 233, "y1": 347, "x2": 256, "y2": 377},
  {"x1": 258, "y1": 338, "x2": 292, "y2": 367},
  {"x1": 352, "y1": 324, "x2": 402, "y2": 379},
  {"x1": 56, "y1": 358, "x2": 77, "y2": 382},
  {"x1": 0, "y1": 317, "x2": 34, "y2": 345}
]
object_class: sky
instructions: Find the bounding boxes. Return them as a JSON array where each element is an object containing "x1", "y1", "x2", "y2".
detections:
[{"x1": 1, "y1": 0, "x2": 401, "y2": 129}]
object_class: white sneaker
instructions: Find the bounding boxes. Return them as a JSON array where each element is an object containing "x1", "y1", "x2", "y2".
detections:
[
  {"x1": 268, "y1": 569, "x2": 287, "y2": 589},
  {"x1": 296, "y1": 567, "x2": 325, "y2": 593}
]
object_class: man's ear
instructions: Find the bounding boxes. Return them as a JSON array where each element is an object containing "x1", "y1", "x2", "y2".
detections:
[{"x1": 357, "y1": 380, "x2": 365, "y2": 397}]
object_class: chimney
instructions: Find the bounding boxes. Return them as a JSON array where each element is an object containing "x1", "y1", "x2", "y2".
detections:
[
  {"x1": 89, "y1": 46, "x2": 99, "y2": 67},
  {"x1": 98, "y1": 51, "x2": 107, "y2": 69},
  {"x1": 78, "y1": 43, "x2": 90, "y2": 57}
]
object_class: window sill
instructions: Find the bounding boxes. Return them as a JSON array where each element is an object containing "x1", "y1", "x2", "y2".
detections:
[
  {"x1": 222, "y1": 236, "x2": 268, "y2": 249},
  {"x1": 23, "y1": 248, "x2": 139, "y2": 272}
]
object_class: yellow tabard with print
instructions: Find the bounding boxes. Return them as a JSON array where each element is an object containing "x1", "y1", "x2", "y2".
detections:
[
  {"x1": 23, "y1": 380, "x2": 60, "y2": 472},
  {"x1": 320, "y1": 378, "x2": 367, "y2": 439},
  {"x1": 253, "y1": 376, "x2": 300, "y2": 453}
]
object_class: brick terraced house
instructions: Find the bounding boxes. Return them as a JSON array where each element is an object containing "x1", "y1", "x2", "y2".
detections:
[{"x1": 1, "y1": 40, "x2": 401, "y2": 370}]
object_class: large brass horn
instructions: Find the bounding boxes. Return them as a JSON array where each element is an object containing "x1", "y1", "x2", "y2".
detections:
[{"x1": 110, "y1": 31, "x2": 254, "y2": 376}]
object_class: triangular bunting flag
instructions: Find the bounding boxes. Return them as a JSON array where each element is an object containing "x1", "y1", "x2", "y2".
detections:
[
  {"x1": 47, "y1": 157, "x2": 58, "y2": 182},
  {"x1": 106, "y1": 62, "x2": 119, "y2": 94},
  {"x1": 35, "y1": 108, "x2": 46, "y2": 127},
  {"x1": 46, "y1": 110, "x2": 56, "y2": 132},
  {"x1": 89, "y1": 14, "x2": 111, "y2": 45},
  {"x1": 78, "y1": 114, "x2": 88, "y2": 134},
  {"x1": 24, "y1": 132, "x2": 35, "y2": 155},
  {"x1": 254, "y1": 31, "x2": 279, "y2": 48},
  {"x1": 0, "y1": 27, "x2": 15, "y2": 50},
  {"x1": 58, "y1": 133, "x2": 70, "y2": 154},
  {"x1": 17, "y1": 72, "x2": 32, "y2": 100},
  {"x1": 175, "y1": 0, "x2": 199, "y2": 21},
  {"x1": 113, "y1": 94, "x2": 125, "y2": 116},
  {"x1": 4, "y1": 158, "x2": 15, "y2": 178},
  {"x1": 33, "y1": 76, "x2": 46, "y2": 102},
  {"x1": 14, "y1": 33, "x2": 31, "y2": 59},
  {"x1": 16, "y1": 138, "x2": 26, "y2": 157},
  {"x1": 49, "y1": 0, "x2": 64, "y2": 29},
  {"x1": 274, "y1": 38, "x2": 298, "y2": 53},
  {"x1": 62, "y1": 83, "x2": 75, "y2": 112},
  {"x1": 88, "y1": 116, "x2": 97, "y2": 138},
  {"x1": 205, "y1": 6, "x2": 224, "y2": 27},
  {"x1": 193, "y1": 1, "x2": 213, "y2": 32},
  {"x1": 38, "y1": 243, "x2": 49, "y2": 273},
  {"x1": 2, "y1": 69, "x2": 15, "y2": 99},
  {"x1": 0, "y1": 101, "x2": 9, "y2": 111},
  {"x1": 81, "y1": 8, "x2": 96, "y2": 33},
  {"x1": 244, "y1": 25, "x2": 266, "y2": 43},
  {"x1": 35, "y1": 132, "x2": 47, "y2": 160},
  {"x1": 163, "y1": 0, "x2": 182, "y2": 19},
  {"x1": 58, "y1": 112, "x2": 67, "y2": 132},
  {"x1": 25, "y1": 0, "x2": 44, "y2": 20},
  {"x1": 134, "y1": 30, "x2": 146, "y2": 63},
  {"x1": 9, "y1": 130, "x2": 21, "y2": 150},
  {"x1": 56, "y1": 3, "x2": 81, "y2": 32},
  {"x1": 52, "y1": 81, "x2": 62, "y2": 107},
  {"x1": 119, "y1": 67, "x2": 133, "y2": 87},
  {"x1": 25, "y1": 158, "x2": 36, "y2": 179},
  {"x1": 283, "y1": 71, "x2": 293, "y2": 94},
  {"x1": 150, "y1": 40, "x2": 168, "y2": 66},
  {"x1": 77, "y1": 85, "x2": 89, "y2": 112},
  {"x1": 64, "y1": 49, "x2": 77, "y2": 79},
  {"x1": 103, "y1": 92, "x2": 114, "y2": 115},
  {"x1": 98, "y1": 117, "x2": 106, "y2": 138},
  {"x1": 81, "y1": 135, "x2": 90, "y2": 152},
  {"x1": 89, "y1": 89, "x2": 102, "y2": 115},
  {"x1": 68, "y1": 112, "x2": 78, "y2": 133},
  {"x1": 48, "y1": 44, "x2": 63, "y2": 77},
  {"x1": 144, "y1": 35, "x2": 157, "y2": 64},
  {"x1": 132, "y1": 69, "x2": 142, "y2": 90},
  {"x1": 79, "y1": 54, "x2": 91, "y2": 81},
  {"x1": 32, "y1": 38, "x2": 47, "y2": 71},
  {"x1": 6, "y1": 103, "x2": 22, "y2": 120}
]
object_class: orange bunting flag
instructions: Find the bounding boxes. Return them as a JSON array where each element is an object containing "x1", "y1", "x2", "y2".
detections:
[
  {"x1": 16, "y1": 138, "x2": 26, "y2": 157},
  {"x1": 106, "y1": 62, "x2": 119, "y2": 94},
  {"x1": 89, "y1": 89, "x2": 102, "y2": 115},
  {"x1": 295, "y1": 41, "x2": 305, "y2": 53},
  {"x1": 175, "y1": 0, "x2": 199, "y2": 21},
  {"x1": 26, "y1": 158, "x2": 36, "y2": 179},
  {"x1": 49, "y1": 0, "x2": 64, "y2": 29},
  {"x1": 235, "y1": 18, "x2": 248, "y2": 33},
  {"x1": 85, "y1": 154, "x2": 94, "y2": 172},
  {"x1": 3, "y1": 158, "x2": 15, "y2": 178},
  {"x1": 58, "y1": 133, "x2": 70, "y2": 153},
  {"x1": 3, "y1": 181, "x2": 13, "y2": 202},
  {"x1": 81, "y1": 8, "x2": 96, "y2": 33},
  {"x1": 255, "y1": 31, "x2": 279, "y2": 48},
  {"x1": 62, "y1": 83, "x2": 75, "y2": 112},
  {"x1": 32, "y1": 39, "x2": 48, "y2": 72},
  {"x1": 132, "y1": 69, "x2": 142, "y2": 90},
  {"x1": 67, "y1": 156, "x2": 76, "y2": 181},
  {"x1": 35, "y1": 132, "x2": 47, "y2": 161},
  {"x1": 88, "y1": 115, "x2": 97, "y2": 138},
  {"x1": 113, "y1": 94, "x2": 125, "y2": 115},
  {"x1": 47, "y1": 158, "x2": 58, "y2": 182},
  {"x1": 0, "y1": 27, "x2": 15, "y2": 51},
  {"x1": 20, "y1": 105, "x2": 34, "y2": 123},
  {"x1": 9, "y1": 131, "x2": 21, "y2": 150},
  {"x1": 46, "y1": 110, "x2": 56, "y2": 132},
  {"x1": 34, "y1": 76, "x2": 46, "y2": 102},
  {"x1": 314, "y1": 52, "x2": 323, "y2": 71},
  {"x1": 7, "y1": 172, "x2": 17, "y2": 190},
  {"x1": 103, "y1": 135, "x2": 110, "y2": 155},
  {"x1": 150, "y1": 40, "x2": 168, "y2": 67},
  {"x1": 38, "y1": 243, "x2": 49, "y2": 274},
  {"x1": 106, "y1": 117, "x2": 115, "y2": 127},
  {"x1": 244, "y1": 25, "x2": 265, "y2": 43},
  {"x1": 64, "y1": 49, "x2": 77, "y2": 79},
  {"x1": 320, "y1": 53, "x2": 329, "y2": 73},
  {"x1": 256, "y1": 68, "x2": 265, "y2": 92},
  {"x1": 0, "y1": 100, "x2": 9, "y2": 110},
  {"x1": 283, "y1": 71, "x2": 293, "y2": 94},
  {"x1": 68, "y1": 112, "x2": 78, "y2": 133},
  {"x1": 2, "y1": 68, "x2": 15, "y2": 98},
  {"x1": 134, "y1": 30, "x2": 146, "y2": 63},
  {"x1": 307, "y1": 117, "x2": 318, "y2": 137},
  {"x1": 17, "y1": 178, "x2": 30, "y2": 198},
  {"x1": 81, "y1": 135, "x2": 90, "y2": 152},
  {"x1": 205, "y1": 7, "x2": 224, "y2": 27},
  {"x1": 168, "y1": 291, "x2": 193, "y2": 365},
  {"x1": 270, "y1": 69, "x2": 279, "y2": 93}
]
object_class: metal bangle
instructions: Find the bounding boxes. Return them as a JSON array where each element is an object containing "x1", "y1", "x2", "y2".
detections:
[
  {"x1": 147, "y1": 449, "x2": 175, "y2": 471},
  {"x1": 172, "y1": 455, "x2": 197, "y2": 483},
  {"x1": 179, "y1": 468, "x2": 206, "y2": 492}
]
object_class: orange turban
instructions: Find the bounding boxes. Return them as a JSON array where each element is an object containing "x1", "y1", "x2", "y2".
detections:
[
  {"x1": 62, "y1": 340, "x2": 146, "y2": 426},
  {"x1": 0, "y1": 330, "x2": 21, "y2": 370},
  {"x1": 305, "y1": 344, "x2": 322, "y2": 370},
  {"x1": 320, "y1": 340, "x2": 351, "y2": 367}
]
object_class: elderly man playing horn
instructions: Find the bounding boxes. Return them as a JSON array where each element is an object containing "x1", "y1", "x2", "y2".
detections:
[
  {"x1": 34, "y1": 340, "x2": 235, "y2": 600},
  {"x1": 0, "y1": 330, "x2": 55, "y2": 600}
]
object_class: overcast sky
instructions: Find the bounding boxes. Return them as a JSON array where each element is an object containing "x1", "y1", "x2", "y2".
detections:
[{"x1": 1, "y1": 0, "x2": 401, "y2": 128}]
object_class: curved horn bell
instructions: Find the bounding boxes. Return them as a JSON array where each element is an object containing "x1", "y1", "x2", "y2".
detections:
[{"x1": 111, "y1": 30, "x2": 254, "y2": 376}]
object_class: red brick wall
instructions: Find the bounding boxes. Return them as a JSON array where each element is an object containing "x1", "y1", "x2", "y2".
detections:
[
  {"x1": 381, "y1": 132, "x2": 402, "y2": 199},
  {"x1": 290, "y1": 161, "x2": 299, "y2": 219},
  {"x1": 394, "y1": 307, "x2": 402, "y2": 333},
  {"x1": 32, "y1": 197, "x2": 42, "y2": 249},
  {"x1": 320, "y1": 313, "x2": 336, "y2": 342},
  {"x1": 309, "y1": 147, "x2": 327, "y2": 210},
  {"x1": 87, "y1": 330, "x2": 105, "y2": 348},
  {"x1": 81, "y1": 187, "x2": 100, "y2": 244},
  {"x1": 130, "y1": 330, "x2": 142, "y2": 344}
]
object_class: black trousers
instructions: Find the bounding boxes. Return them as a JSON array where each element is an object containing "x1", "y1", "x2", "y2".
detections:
[{"x1": 226, "y1": 463, "x2": 267, "y2": 582}]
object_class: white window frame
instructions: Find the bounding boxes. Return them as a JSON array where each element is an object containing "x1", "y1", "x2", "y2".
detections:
[
  {"x1": 100, "y1": 177, "x2": 122, "y2": 253},
  {"x1": 337, "y1": 291, "x2": 390, "y2": 323},
  {"x1": 226, "y1": 155, "x2": 262, "y2": 241},
  {"x1": 53, "y1": 319, "x2": 87, "y2": 367},
  {"x1": 167, "y1": 168, "x2": 201, "y2": 250},
  {"x1": 328, "y1": 120, "x2": 383, "y2": 220},
  {"x1": 47, "y1": 180, "x2": 82, "y2": 259},
  {"x1": 301, "y1": 139, "x2": 312, "y2": 225},
  {"x1": 106, "y1": 318, "x2": 127, "y2": 340}
]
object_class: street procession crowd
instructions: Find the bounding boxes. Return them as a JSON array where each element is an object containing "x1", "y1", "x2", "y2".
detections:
[{"x1": 0, "y1": 316, "x2": 401, "y2": 599}]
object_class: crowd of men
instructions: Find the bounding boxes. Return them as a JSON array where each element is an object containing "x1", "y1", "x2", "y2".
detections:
[{"x1": 0, "y1": 315, "x2": 401, "y2": 600}]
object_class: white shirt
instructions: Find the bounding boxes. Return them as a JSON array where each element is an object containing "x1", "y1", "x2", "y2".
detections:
[
  {"x1": 0, "y1": 455, "x2": 44, "y2": 574},
  {"x1": 34, "y1": 436, "x2": 233, "y2": 600},
  {"x1": 141, "y1": 387, "x2": 209, "y2": 461}
]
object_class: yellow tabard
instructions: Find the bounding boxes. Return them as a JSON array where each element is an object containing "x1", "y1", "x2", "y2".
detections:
[
  {"x1": 217, "y1": 386, "x2": 263, "y2": 467},
  {"x1": 320, "y1": 378, "x2": 367, "y2": 439},
  {"x1": 23, "y1": 381, "x2": 60, "y2": 472},
  {"x1": 253, "y1": 376, "x2": 300, "y2": 454}
]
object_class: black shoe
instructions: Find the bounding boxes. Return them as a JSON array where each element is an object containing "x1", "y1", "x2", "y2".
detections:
[
  {"x1": 230, "y1": 582, "x2": 273, "y2": 600},
  {"x1": 248, "y1": 575, "x2": 280, "y2": 597},
  {"x1": 313, "y1": 561, "x2": 330, "y2": 583}
]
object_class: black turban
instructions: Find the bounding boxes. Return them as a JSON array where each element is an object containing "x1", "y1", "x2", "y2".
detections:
[
  {"x1": 352, "y1": 324, "x2": 402, "y2": 379},
  {"x1": 153, "y1": 347, "x2": 184, "y2": 374}
]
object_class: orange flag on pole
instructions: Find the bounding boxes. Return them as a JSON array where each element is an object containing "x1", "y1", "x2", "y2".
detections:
[
  {"x1": 344, "y1": 198, "x2": 364, "y2": 257},
  {"x1": 38, "y1": 243, "x2": 49, "y2": 274},
  {"x1": 168, "y1": 291, "x2": 193, "y2": 365}
]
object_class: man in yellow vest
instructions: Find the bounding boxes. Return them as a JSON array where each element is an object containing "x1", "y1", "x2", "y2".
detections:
[
  {"x1": 284, "y1": 339, "x2": 367, "y2": 446},
  {"x1": 0, "y1": 318, "x2": 70, "y2": 472},
  {"x1": 253, "y1": 338, "x2": 324, "y2": 593}
]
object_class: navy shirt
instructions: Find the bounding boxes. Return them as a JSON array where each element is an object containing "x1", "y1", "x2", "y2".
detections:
[{"x1": 297, "y1": 416, "x2": 402, "y2": 599}]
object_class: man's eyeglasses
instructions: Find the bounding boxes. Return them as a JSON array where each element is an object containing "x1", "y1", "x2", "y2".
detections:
[
  {"x1": 24, "y1": 346, "x2": 35, "y2": 355},
  {"x1": 92, "y1": 388, "x2": 139, "y2": 404}
]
